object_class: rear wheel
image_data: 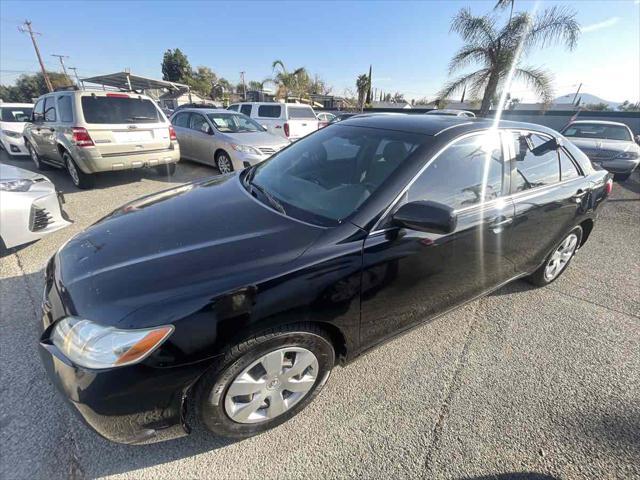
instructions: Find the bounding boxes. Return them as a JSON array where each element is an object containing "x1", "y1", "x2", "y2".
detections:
[
  {"x1": 194, "y1": 325, "x2": 335, "y2": 438},
  {"x1": 63, "y1": 151, "x2": 94, "y2": 189},
  {"x1": 216, "y1": 151, "x2": 233, "y2": 174},
  {"x1": 27, "y1": 142, "x2": 47, "y2": 170},
  {"x1": 527, "y1": 227, "x2": 582, "y2": 287}
]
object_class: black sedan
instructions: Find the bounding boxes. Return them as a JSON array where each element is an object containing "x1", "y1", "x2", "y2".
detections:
[{"x1": 39, "y1": 114, "x2": 612, "y2": 444}]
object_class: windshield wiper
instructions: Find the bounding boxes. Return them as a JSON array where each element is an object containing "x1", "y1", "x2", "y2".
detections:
[
  {"x1": 249, "y1": 181, "x2": 286, "y2": 215},
  {"x1": 126, "y1": 116, "x2": 156, "y2": 121}
]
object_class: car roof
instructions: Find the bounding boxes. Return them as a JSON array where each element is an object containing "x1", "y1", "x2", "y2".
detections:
[
  {"x1": 339, "y1": 113, "x2": 557, "y2": 137},
  {"x1": 0, "y1": 103, "x2": 34, "y2": 108},
  {"x1": 567, "y1": 120, "x2": 629, "y2": 127},
  {"x1": 175, "y1": 108, "x2": 232, "y2": 114}
]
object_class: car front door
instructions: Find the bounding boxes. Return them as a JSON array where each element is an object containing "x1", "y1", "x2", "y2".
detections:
[
  {"x1": 189, "y1": 113, "x2": 215, "y2": 165},
  {"x1": 505, "y1": 130, "x2": 588, "y2": 273},
  {"x1": 171, "y1": 112, "x2": 192, "y2": 159},
  {"x1": 359, "y1": 131, "x2": 515, "y2": 347},
  {"x1": 29, "y1": 98, "x2": 47, "y2": 157}
]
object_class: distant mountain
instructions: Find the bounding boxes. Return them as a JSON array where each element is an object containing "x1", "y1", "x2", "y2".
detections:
[{"x1": 554, "y1": 93, "x2": 620, "y2": 109}]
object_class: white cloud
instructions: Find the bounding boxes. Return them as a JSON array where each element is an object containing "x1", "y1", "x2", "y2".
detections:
[{"x1": 582, "y1": 17, "x2": 620, "y2": 33}]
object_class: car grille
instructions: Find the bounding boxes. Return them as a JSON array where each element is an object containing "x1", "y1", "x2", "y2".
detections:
[
  {"x1": 258, "y1": 147, "x2": 276, "y2": 155},
  {"x1": 30, "y1": 207, "x2": 53, "y2": 231},
  {"x1": 583, "y1": 149, "x2": 617, "y2": 161}
]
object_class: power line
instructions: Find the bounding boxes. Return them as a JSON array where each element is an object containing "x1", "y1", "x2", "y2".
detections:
[
  {"x1": 51, "y1": 54, "x2": 71, "y2": 83},
  {"x1": 18, "y1": 20, "x2": 53, "y2": 92}
]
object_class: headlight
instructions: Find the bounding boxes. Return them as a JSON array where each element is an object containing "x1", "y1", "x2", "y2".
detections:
[
  {"x1": 51, "y1": 317, "x2": 174, "y2": 369},
  {"x1": 231, "y1": 144, "x2": 260, "y2": 155},
  {"x1": 613, "y1": 151, "x2": 639, "y2": 160},
  {"x1": 1, "y1": 130, "x2": 22, "y2": 138},
  {"x1": 0, "y1": 179, "x2": 34, "y2": 192}
]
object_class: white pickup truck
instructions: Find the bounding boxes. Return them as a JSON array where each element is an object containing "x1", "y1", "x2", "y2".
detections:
[{"x1": 227, "y1": 102, "x2": 319, "y2": 141}]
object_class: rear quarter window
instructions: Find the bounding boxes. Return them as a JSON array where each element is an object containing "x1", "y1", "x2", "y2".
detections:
[
  {"x1": 257, "y1": 105, "x2": 282, "y2": 118},
  {"x1": 57, "y1": 96, "x2": 73, "y2": 122},
  {"x1": 287, "y1": 106, "x2": 316, "y2": 119},
  {"x1": 81, "y1": 96, "x2": 161, "y2": 124},
  {"x1": 240, "y1": 104, "x2": 253, "y2": 116}
]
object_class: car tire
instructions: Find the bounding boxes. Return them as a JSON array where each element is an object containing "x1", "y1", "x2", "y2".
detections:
[
  {"x1": 193, "y1": 324, "x2": 335, "y2": 439},
  {"x1": 63, "y1": 151, "x2": 94, "y2": 189},
  {"x1": 527, "y1": 226, "x2": 582, "y2": 287},
  {"x1": 156, "y1": 163, "x2": 177, "y2": 176},
  {"x1": 27, "y1": 142, "x2": 47, "y2": 170},
  {"x1": 614, "y1": 173, "x2": 631, "y2": 182},
  {"x1": 215, "y1": 151, "x2": 234, "y2": 174}
]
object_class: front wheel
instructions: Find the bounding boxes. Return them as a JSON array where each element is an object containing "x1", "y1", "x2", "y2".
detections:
[
  {"x1": 527, "y1": 226, "x2": 582, "y2": 287},
  {"x1": 194, "y1": 325, "x2": 335, "y2": 438},
  {"x1": 27, "y1": 142, "x2": 47, "y2": 170},
  {"x1": 215, "y1": 151, "x2": 234, "y2": 174}
]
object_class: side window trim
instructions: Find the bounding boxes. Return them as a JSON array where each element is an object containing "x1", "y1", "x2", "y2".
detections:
[{"x1": 559, "y1": 146, "x2": 584, "y2": 178}]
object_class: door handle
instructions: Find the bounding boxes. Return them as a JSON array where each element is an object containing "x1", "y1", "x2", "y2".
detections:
[
  {"x1": 571, "y1": 190, "x2": 587, "y2": 203},
  {"x1": 48, "y1": 128, "x2": 55, "y2": 132},
  {"x1": 36, "y1": 127, "x2": 41, "y2": 132},
  {"x1": 489, "y1": 216, "x2": 513, "y2": 233}
]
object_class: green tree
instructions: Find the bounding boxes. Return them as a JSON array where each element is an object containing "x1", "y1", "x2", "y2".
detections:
[
  {"x1": 438, "y1": 6, "x2": 580, "y2": 116},
  {"x1": 585, "y1": 102, "x2": 611, "y2": 111},
  {"x1": 270, "y1": 60, "x2": 310, "y2": 100},
  {"x1": 185, "y1": 66, "x2": 217, "y2": 98},
  {"x1": 618, "y1": 100, "x2": 640, "y2": 112},
  {"x1": 0, "y1": 72, "x2": 70, "y2": 102},
  {"x1": 161, "y1": 48, "x2": 191, "y2": 83},
  {"x1": 356, "y1": 73, "x2": 370, "y2": 110}
]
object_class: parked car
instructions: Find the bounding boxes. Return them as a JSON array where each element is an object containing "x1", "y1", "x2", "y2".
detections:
[
  {"x1": 426, "y1": 109, "x2": 476, "y2": 118},
  {"x1": 329, "y1": 112, "x2": 358, "y2": 124},
  {"x1": 0, "y1": 163, "x2": 70, "y2": 252},
  {"x1": 0, "y1": 102, "x2": 34, "y2": 156},
  {"x1": 23, "y1": 90, "x2": 180, "y2": 189},
  {"x1": 170, "y1": 108, "x2": 290, "y2": 173},
  {"x1": 561, "y1": 120, "x2": 640, "y2": 181},
  {"x1": 227, "y1": 102, "x2": 319, "y2": 141},
  {"x1": 316, "y1": 111, "x2": 336, "y2": 128},
  {"x1": 39, "y1": 114, "x2": 611, "y2": 444}
]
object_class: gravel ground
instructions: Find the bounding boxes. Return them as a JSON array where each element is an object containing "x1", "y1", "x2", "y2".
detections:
[{"x1": 0, "y1": 150, "x2": 638, "y2": 480}]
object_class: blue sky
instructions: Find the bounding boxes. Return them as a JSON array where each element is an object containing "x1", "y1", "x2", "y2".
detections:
[{"x1": 1, "y1": 0, "x2": 638, "y2": 103}]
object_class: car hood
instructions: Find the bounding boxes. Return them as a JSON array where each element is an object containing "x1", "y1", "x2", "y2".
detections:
[
  {"x1": 0, "y1": 163, "x2": 46, "y2": 181},
  {"x1": 55, "y1": 174, "x2": 323, "y2": 324},
  {"x1": 221, "y1": 131, "x2": 289, "y2": 148},
  {"x1": 0, "y1": 122, "x2": 27, "y2": 134}
]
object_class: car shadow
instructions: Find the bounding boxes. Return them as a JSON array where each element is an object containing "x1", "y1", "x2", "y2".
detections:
[
  {"x1": 460, "y1": 474, "x2": 559, "y2": 480},
  {"x1": 489, "y1": 278, "x2": 534, "y2": 297}
]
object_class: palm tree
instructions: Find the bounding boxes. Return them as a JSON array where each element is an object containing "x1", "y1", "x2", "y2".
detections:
[
  {"x1": 438, "y1": 7, "x2": 580, "y2": 116},
  {"x1": 494, "y1": 0, "x2": 515, "y2": 21},
  {"x1": 270, "y1": 60, "x2": 310, "y2": 100},
  {"x1": 356, "y1": 74, "x2": 370, "y2": 111}
]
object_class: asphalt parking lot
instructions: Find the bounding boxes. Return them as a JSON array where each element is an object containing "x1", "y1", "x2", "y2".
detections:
[{"x1": 0, "y1": 150, "x2": 638, "y2": 480}]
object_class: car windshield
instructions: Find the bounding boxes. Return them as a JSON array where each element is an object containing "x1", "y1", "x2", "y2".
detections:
[
  {"x1": 563, "y1": 124, "x2": 632, "y2": 141},
  {"x1": 1, "y1": 107, "x2": 33, "y2": 122},
  {"x1": 207, "y1": 112, "x2": 264, "y2": 133},
  {"x1": 247, "y1": 125, "x2": 428, "y2": 225}
]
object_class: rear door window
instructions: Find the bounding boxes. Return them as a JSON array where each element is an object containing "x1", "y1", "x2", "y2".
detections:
[
  {"x1": 227, "y1": 104, "x2": 239, "y2": 112},
  {"x1": 512, "y1": 133, "x2": 560, "y2": 192},
  {"x1": 559, "y1": 149, "x2": 580, "y2": 181},
  {"x1": 287, "y1": 106, "x2": 316, "y2": 119},
  {"x1": 240, "y1": 104, "x2": 253, "y2": 116},
  {"x1": 44, "y1": 97, "x2": 56, "y2": 122},
  {"x1": 257, "y1": 105, "x2": 282, "y2": 118},
  {"x1": 81, "y1": 96, "x2": 161, "y2": 124},
  {"x1": 172, "y1": 112, "x2": 190, "y2": 128},
  {"x1": 57, "y1": 96, "x2": 73, "y2": 122}
]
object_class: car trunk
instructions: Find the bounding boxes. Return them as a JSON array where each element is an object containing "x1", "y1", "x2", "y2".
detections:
[
  {"x1": 286, "y1": 106, "x2": 319, "y2": 139},
  {"x1": 80, "y1": 94, "x2": 171, "y2": 156}
]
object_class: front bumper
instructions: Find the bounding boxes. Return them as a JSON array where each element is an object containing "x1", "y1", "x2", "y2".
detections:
[
  {"x1": 38, "y1": 331, "x2": 210, "y2": 444},
  {"x1": 228, "y1": 150, "x2": 270, "y2": 170},
  {"x1": 72, "y1": 143, "x2": 181, "y2": 174},
  {"x1": 590, "y1": 157, "x2": 640, "y2": 174},
  {"x1": 1, "y1": 133, "x2": 28, "y2": 155}
]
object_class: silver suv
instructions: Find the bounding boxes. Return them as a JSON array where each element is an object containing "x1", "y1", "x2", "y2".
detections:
[{"x1": 23, "y1": 89, "x2": 180, "y2": 189}]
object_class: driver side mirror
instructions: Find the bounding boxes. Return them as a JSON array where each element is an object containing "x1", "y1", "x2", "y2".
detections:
[
  {"x1": 635, "y1": 134, "x2": 640, "y2": 145},
  {"x1": 391, "y1": 200, "x2": 457, "y2": 234}
]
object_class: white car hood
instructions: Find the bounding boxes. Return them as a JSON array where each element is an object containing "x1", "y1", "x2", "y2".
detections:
[
  {"x1": 0, "y1": 122, "x2": 28, "y2": 134},
  {"x1": 0, "y1": 163, "x2": 46, "y2": 181}
]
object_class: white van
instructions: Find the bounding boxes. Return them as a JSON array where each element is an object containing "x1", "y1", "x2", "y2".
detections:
[{"x1": 227, "y1": 102, "x2": 319, "y2": 141}]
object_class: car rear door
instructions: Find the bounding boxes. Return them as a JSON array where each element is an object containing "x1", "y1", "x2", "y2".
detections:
[
  {"x1": 170, "y1": 112, "x2": 192, "y2": 159},
  {"x1": 80, "y1": 93, "x2": 171, "y2": 157},
  {"x1": 359, "y1": 131, "x2": 515, "y2": 347},
  {"x1": 286, "y1": 105, "x2": 319, "y2": 140},
  {"x1": 504, "y1": 130, "x2": 588, "y2": 273}
]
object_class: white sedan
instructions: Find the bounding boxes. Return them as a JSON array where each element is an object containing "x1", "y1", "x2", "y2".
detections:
[
  {"x1": 0, "y1": 103, "x2": 33, "y2": 156},
  {"x1": 0, "y1": 164, "x2": 71, "y2": 250}
]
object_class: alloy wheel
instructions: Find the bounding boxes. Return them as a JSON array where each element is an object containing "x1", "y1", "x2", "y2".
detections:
[
  {"x1": 224, "y1": 347, "x2": 319, "y2": 424},
  {"x1": 544, "y1": 233, "x2": 578, "y2": 281},
  {"x1": 65, "y1": 155, "x2": 80, "y2": 186},
  {"x1": 29, "y1": 144, "x2": 41, "y2": 168},
  {"x1": 217, "y1": 154, "x2": 232, "y2": 174}
]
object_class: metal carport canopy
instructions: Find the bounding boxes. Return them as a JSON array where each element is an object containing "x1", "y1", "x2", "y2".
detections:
[{"x1": 81, "y1": 72, "x2": 189, "y2": 92}]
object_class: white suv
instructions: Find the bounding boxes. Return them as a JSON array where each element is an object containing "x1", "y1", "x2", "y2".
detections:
[{"x1": 227, "y1": 102, "x2": 319, "y2": 141}]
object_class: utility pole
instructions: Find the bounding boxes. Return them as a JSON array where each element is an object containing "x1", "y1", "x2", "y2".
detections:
[
  {"x1": 19, "y1": 20, "x2": 53, "y2": 92},
  {"x1": 51, "y1": 54, "x2": 71, "y2": 83},
  {"x1": 68, "y1": 67, "x2": 81, "y2": 87},
  {"x1": 240, "y1": 71, "x2": 246, "y2": 100},
  {"x1": 571, "y1": 83, "x2": 583, "y2": 106}
]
